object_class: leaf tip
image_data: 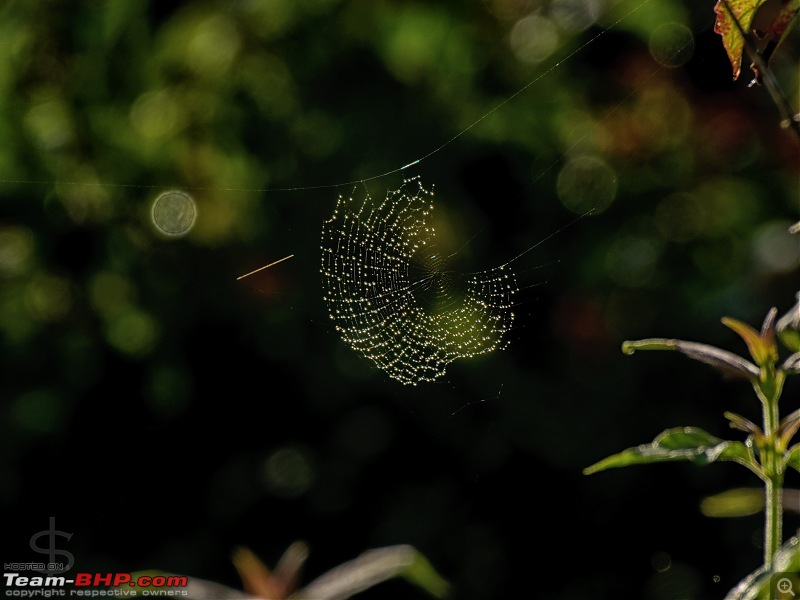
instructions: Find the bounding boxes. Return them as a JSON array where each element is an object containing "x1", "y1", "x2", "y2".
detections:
[{"x1": 621, "y1": 338, "x2": 678, "y2": 355}]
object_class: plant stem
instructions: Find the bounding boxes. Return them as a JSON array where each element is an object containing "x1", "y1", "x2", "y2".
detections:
[
  {"x1": 765, "y1": 474, "x2": 783, "y2": 566},
  {"x1": 761, "y1": 382, "x2": 783, "y2": 567}
]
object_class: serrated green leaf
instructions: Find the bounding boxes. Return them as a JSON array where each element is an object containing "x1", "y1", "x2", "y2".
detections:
[{"x1": 584, "y1": 427, "x2": 759, "y2": 475}]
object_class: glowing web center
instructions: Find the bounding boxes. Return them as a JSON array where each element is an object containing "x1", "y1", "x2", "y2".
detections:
[{"x1": 320, "y1": 177, "x2": 517, "y2": 385}]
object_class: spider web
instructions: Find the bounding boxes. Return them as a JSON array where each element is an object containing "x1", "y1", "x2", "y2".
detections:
[{"x1": 320, "y1": 177, "x2": 517, "y2": 385}]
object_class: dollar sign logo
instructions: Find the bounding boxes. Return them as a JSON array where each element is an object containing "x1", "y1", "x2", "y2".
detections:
[{"x1": 30, "y1": 517, "x2": 74, "y2": 574}]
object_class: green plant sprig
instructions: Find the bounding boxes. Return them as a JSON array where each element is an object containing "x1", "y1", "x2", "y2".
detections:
[{"x1": 585, "y1": 295, "x2": 800, "y2": 572}]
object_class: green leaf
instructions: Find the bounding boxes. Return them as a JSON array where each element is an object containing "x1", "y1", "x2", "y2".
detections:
[
  {"x1": 584, "y1": 427, "x2": 759, "y2": 475},
  {"x1": 292, "y1": 545, "x2": 450, "y2": 600},
  {"x1": 713, "y1": 0, "x2": 768, "y2": 80},
  {"x1": 621, "y1": 339, "x2": 678, "y2": 354},
  {"x1": 783, "y1": 352, "x2": 800, "y2": 374},
  {"x1": 779, "y1": 408, "x2": 800, "y2": 450},
  {"x1": 778, "y1": 293, "x2": 800, "y2": 353},
  {"x1": 132, "y1": 546, "x2": 449, "y2": 600},
  {"x1": 702, "y1": 487, "x2": 800, "y2": 519},
  {"x1": 784, "y1": 444, "x2": 800, "y2": 473},
  {"x1": 401, "y1": 550, "x2": 452, "y2": 599},
  {"x1": 724, "y1": 532, "x2": 800, "y2": 599},
  {"x1": 725, "y1": 411, "x2": 763, "y2": 436},
  {"x1": 622, "y1": 338, "x2": 758, "y2": 378},
  {"x1": 722, "y1": 313, "x2": 778, "y2": 367},
  {"x1": 700, "y1": 488, "x2": 763, "y2": 517}
]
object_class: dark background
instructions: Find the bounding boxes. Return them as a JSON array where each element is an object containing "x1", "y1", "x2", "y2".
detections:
[{"x1": 1, "y1": 0, "x2": 799, "y2": 598}]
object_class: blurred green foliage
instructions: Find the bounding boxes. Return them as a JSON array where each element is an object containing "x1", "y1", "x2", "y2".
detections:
[{"x1": 1, "y1": 0, "x2": 799, "y2": 598}]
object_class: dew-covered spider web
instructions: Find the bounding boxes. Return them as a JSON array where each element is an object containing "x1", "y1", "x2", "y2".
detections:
[{"x1": 321, "y1": 176, "x2": 517, "y2": 385}]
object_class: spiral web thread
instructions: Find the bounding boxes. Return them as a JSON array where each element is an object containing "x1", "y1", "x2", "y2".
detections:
[{"x1": 320, "y1": 177, "x2": 517, "y2": 385}]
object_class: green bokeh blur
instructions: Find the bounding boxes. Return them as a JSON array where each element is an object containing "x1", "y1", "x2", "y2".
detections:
[{"x1": 1, "y1": 0, "x2": 799, "y2": 598}]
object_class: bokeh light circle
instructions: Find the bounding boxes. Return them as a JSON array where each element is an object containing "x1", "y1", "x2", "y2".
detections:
[
  {"x1": 556, "y1": 155, "x2": 617, "y2": 214},
  {"x1": 550, "y1": 0, "x2": 600, "y2": 32},
  {"x1": 649, "y1": 23, "x2": 695, "y2": 68},
  {"x1": 151, "y1": 190, "x2": 196, "y2": 237},
  {"x1": 510, "y1": 14, "x2": 559, "y2": 64},
  {"x1": 753, "y1": 221, "x2": 800, "y2": 274},
  {"x1": 263, "y1": 446, "x2": 315, "y2": 499}
]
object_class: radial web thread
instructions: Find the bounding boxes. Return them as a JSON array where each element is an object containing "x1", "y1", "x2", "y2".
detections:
[{"x1": 320, "y1": 177, "x2": 517, "y2": 385}]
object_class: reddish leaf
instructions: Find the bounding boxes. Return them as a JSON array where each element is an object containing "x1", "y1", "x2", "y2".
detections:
[
  {"x1": 722, "y1": 313, "x2": 778, "y2": 367},
  {"x1": 713, "y1": 0, "x2": 768, "y2": 79},
  {"x1": 232, "y1": 547, "x2": 286, "y2": 600},
  {"x1": 714, "y1": 0, "x2": 800, "y2": 81},
  {"x1": 765, "y1": 0, "x2": 800, "y2": 38}
]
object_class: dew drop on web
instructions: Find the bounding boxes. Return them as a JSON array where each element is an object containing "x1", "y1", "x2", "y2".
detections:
[{"x1": 320, "y1": 177, "x2": 518, "y2": 385}]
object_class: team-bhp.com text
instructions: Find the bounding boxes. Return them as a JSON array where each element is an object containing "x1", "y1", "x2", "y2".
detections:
[{"x1": 3, "y1": 573, "x2": 188, "y2": 597}]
